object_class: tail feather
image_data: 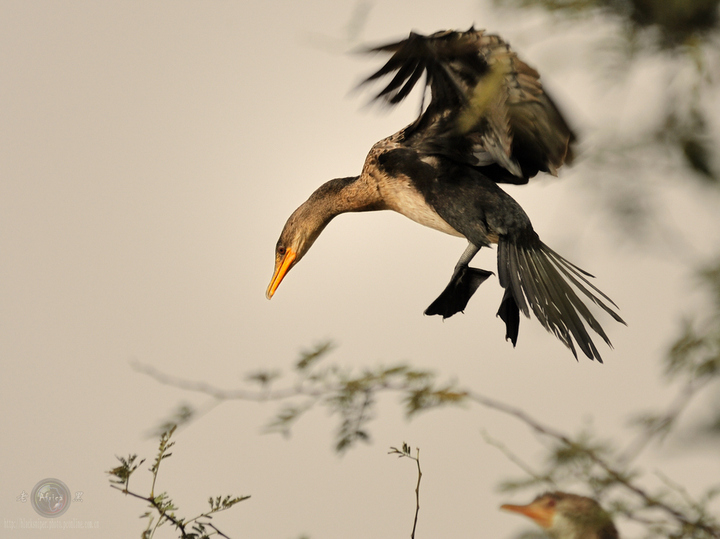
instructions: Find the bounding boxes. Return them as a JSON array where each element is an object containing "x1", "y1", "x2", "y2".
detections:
[
  {"x1": 498, "y1": 238, "x2": 529, "y2": 316},
  {"x1": 518, "y1": 244, "x2": 587, "y2": 358},
  {"x1": 497, "y1": 233, "x2": 624, "y2": 362},
  {"x1": 526, "y1": 247, "x2": 601, "y2": 359},
  {"x1": 544, "y1": 246, "x2": 626, "y2": 324},
  {"x1": 509, "y1": 243, "x2": 531, "y2": 317}
]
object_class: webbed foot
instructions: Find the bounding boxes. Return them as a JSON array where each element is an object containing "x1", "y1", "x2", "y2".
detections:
[
  {"x1": 497, "y1": 288, "x2": 520, "y2": 346},
  {"x1": 424, "y1": 266, "x2": 493, "y2": 318}
]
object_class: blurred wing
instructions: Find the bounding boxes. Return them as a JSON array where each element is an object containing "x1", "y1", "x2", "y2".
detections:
[{"x1": 362, "y1": 28, "x2": 576, "y2": 181}]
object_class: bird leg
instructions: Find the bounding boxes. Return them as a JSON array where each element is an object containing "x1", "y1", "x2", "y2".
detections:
[{"x1": 424, "y1": 243, "x2": 492, "y2": 318}]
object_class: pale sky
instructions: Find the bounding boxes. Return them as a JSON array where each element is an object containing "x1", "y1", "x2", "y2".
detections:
[{"x1": 2, "y1": 1, "x2": 719, "y2": 538}]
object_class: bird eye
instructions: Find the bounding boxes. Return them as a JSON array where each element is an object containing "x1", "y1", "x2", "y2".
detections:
[
  {"x1": 278, "y1": 246, "x2": 286, "y2": 256},
  {"x1": 546, "y1": 499, "x2": 556, "y2": 508}
]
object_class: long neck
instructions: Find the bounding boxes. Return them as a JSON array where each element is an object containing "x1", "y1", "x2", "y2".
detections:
[
  {"x1": 296, "y1": 175, "x2": 383, "y2": 231},
  {"x1": 305, "y1": 175, "x2": 385, "y2": 218},
  {"x1": 282, "y1": 175, "x2": 385, "y2": 260}
]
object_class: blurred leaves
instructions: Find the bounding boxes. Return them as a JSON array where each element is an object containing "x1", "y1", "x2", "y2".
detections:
[
  {"x1": 150, "y1": 404, "x2": 195, "y2": 439},
  {"x1": 140, "y1": 342, "x2": 467, "y2": 453},
  {"x1": 623, "y1": 0, "x2": 720, "y2": 43},
  {"x1": 495, "y1": 0, "x2": 720, "y2": 45},
  {"x1": 137, "y1": 339, "x2": 720, "y2": 537},
  {"x1": 296, "y1": 341, "x2": 335, "y2": 371},
  {"x1": 496, "y1": 0, "x2": 720, "y2": 251},
  {"x1": 262, "y1": 348, "x2": 467, "y2": 452},
  {"x1": 659, "y1": 104, "x2": 717, "y2": 184},
  {"x1": 660, "y1": 258, "x2": 720, "y2": 442},
  {"x1": 665, "y1": 260, "x2": 720, "y2": 382}
]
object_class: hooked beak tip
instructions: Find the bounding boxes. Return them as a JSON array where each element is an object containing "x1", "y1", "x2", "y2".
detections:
[
  {"x1": 265, "y1": 285, "x2": 276, "y2": 300},
  {"x1": 266, "y1": 249, "x2": 296, "y2": 300}
]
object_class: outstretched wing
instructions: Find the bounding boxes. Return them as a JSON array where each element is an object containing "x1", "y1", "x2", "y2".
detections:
[{"x1": 362, "y1": 28, "x2": 576, "y2": 182}]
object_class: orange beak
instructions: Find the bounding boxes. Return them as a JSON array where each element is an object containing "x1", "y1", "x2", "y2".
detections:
[
  {"x1": 266, "y1": 248, "x2": 297, "y2": 299},
  {"x1": 500, "y1": 501, "x2": 555, "y2": 530}
]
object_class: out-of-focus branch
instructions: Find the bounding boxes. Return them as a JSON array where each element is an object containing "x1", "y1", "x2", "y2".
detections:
[{"x1": 133, "y1": 337, "x2": 719, "y2": 537}]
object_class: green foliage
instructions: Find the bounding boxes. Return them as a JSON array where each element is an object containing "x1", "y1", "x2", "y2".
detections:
[
  {"x1": 150, "y1": 404, "x2": 195, "y2": 439},
  {"x1": 143, "y1": 341, "x2": 467, "y2": 453},
  {"x1": 138, "y1": 337, "x2": 720, "y2": 538},
  {"x1": 661, "y1": 259, "x2": 720, "y2": 441},
  {"x1": 495, "y1": 0, "x2": 720, "y2": 45},
  {"x1": 296, "y1": 341, "x2": 335, "y2": 371},
  {"x1": 495, "y1": 0, "x2": 720, "y2": 200},
  {"x1": 271, "y1": 356, "x2": 465, "y2": 451},
  {"x1": 271, "y1": 360, "x2": 466, "y2": 452},
  {"x1": 108, "y1": 454, "x2": 145, "y2": 492},
  {"x1": 108, "y1": 426, "x2": 249, "y2": 539}
]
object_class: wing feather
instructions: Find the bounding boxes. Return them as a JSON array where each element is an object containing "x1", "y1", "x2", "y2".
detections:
[{"x1": 361, "y1": 28, "x2": 576, "y2": 182}]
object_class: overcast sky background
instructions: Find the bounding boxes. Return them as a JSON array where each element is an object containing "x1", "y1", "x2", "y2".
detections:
[{"x1": 2, "y1": 1, "x2": 719, "y2": 538}]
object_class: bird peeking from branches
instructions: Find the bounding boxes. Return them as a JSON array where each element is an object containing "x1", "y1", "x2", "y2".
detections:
[
  {"x1": 266, "y1": 27, "x2": 625, "y2": 361},
  {"x1": 502, "y1": 491, "x2": 619, "y2": 539}
]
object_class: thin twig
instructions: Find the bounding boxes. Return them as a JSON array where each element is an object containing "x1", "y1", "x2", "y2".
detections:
[
  {"x1": 205, "y1": 521, "x2": 232, "y2": 539},
  {"x1": 389, "y1": 445, "x2": 423, "y2": 539},
  {"x1": 109, "y1": 485, "x2": 189, "y2": 536},
  {"x1": 412, "y1": 447, "x2": 422, "y2": 539}
]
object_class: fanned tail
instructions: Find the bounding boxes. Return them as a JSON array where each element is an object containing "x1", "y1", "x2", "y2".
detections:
[{"x1": 496, "y1": 232, "x2": 625, "y2": 362}]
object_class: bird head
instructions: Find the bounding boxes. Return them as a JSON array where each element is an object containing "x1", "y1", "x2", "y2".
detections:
[
  {"x1": 501, "y1": 492, "x2": 618, "y2": 539},
  {"x1": 501, "y1": 492, "x2": 559, "y2": 531},
  {"x1": 266, "y1": 176, "x2": 365, "y2": 300},
  {"x1": 265, "y1": 196, "x2": 332, "y2": 300}
]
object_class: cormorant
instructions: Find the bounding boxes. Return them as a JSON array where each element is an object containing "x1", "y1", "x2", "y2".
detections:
[
  {"x1": 266, "y1": 28, "x2": 625, "y2": 361},
  {"x1": 501, "y1": 491, "x2": 619, "y2": 539}
]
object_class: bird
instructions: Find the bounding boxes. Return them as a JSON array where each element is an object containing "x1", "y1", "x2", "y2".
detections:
[
  {"x1": 266, "y1": 27, "x2": 625, "y2": 361},
  {"x1": 501, "y1": 491, "x2": 619, "y2": 539}
]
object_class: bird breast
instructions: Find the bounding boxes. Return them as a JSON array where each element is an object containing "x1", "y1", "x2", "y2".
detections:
[{"x1": 378, "y1": 172, "x2": 464, "y2": 238}]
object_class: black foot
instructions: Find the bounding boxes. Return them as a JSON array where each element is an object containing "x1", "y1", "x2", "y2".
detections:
[
  {"x1": 424, "y1": 267, "x2": 493, "y2": 318},
  {"x1": 497, "y1": 288, "x2": 520, "y2": 346}
]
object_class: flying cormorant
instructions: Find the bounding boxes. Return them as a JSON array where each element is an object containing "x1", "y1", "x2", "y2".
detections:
[{"x1": 266, "y1": 28, "x2": 625, "y2": 361}]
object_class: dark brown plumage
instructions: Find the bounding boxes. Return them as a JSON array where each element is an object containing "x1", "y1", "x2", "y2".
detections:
[
  {"x1": 501, "y1": 491, "x2": 620, "y2": 539},
  {"x1": 267, "y1": 27, "x2": 624, "y2": 361}
]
